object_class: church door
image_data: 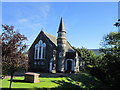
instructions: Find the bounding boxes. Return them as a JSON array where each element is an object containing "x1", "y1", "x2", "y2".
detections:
[{"x1": 67, "y1": 60, "x2": 72, "y2": 71}]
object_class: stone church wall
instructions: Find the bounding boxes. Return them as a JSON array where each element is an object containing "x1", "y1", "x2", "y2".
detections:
[{"x1": 28, "y1": 32, "x2": 56, "y2": 72}]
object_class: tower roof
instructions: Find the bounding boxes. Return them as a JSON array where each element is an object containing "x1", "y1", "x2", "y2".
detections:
[{"x1": 58, "y1": 18, "x2": 66, "y2": 32}]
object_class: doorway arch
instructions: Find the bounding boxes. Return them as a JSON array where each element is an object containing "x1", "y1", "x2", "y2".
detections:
[{"x1": 66, "y1": 59, "x2": 74, "y2": 71}]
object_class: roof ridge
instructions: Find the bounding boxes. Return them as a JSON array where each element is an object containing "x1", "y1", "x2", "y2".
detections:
[
  {"x1": 29, "y1": 30, "x2": 75, "y2": 52},
  {"x1": 44, "y1": 31, "x2": 75, "y2": 52},
  {"x1": 43, "y1": 31, "x2": 57, "y2": 39}
]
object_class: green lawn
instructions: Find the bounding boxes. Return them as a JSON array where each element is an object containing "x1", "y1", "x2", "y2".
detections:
[{"x1": 1, "y1": 73, "x2": 104, "y2": 89}]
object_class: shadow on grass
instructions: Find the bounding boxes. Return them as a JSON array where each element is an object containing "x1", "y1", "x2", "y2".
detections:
[
  {"x1": 52, "y1": 80, "x2": 81, "y2": 88},
  {"x1": 8, "y1": 80, "x2": 33, "y2": 83},
  {"x1": 69, "y1": 73, "x2": 103, "y2": 88},
  {"x1": 6, "y1": 73, "x2": 104, "y2": 89},
  {"x1": 52, "y1": 73, "x2": 104, "y2": 89}
]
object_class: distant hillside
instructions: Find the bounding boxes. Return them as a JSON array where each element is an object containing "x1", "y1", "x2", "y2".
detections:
[{"x1": 88, "y1": 49, "x2": 102, "y2": 55}]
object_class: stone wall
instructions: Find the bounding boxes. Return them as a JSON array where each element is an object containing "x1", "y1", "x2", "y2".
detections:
[{"x1": 28, "y1": 31, "x2": 56, "y2": 72}]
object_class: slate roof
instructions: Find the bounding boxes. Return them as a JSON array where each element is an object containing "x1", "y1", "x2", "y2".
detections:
[{"x1": 44, "y1": 31, "x2": 75, "y2": 52}]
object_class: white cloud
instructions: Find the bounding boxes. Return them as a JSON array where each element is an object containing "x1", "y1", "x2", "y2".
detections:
[
  {"x1": 18, "y1": 18, "x2": 29, "y2": 23},
  {"x1": 17, "y1": 4, "x2": 51, "y2": 31},
  {"x1": 18, "y1": 18, "x2": 43, "y2": 30},
  {"x1": 37, "y1": 4, "x2": 50, "y2": 18},
  {"x1": 41, "y1": 5, "x2": 50, "y2": 18}
]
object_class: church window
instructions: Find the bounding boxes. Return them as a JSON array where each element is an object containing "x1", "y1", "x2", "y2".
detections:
[
  {"x1": 41, "y1": 62, "x2": 44, "y2": 65},
  {"x1": 59, "y1": 52, "x2": 63, "y2": 57},
  {"x1": 53, "y1": 50, "x2": 56, "y2": 57},
  {"x1": 39, "y1": 40, "x2": 43, "y2": 45},
  {"x1": 58, "y1": 33, "x2": 62, "y2": 38},
  {"x1": 38, "y1": 61, "x2": 40, "y2": 65},
  {"x1": 40, "y1": 45, "x2": 43, "y2": 59},
  {"x1": 43, "y1": 43, "x2": 46, "y2": 59},
  {"x1": 37, "y1": 46, "x2": 40, "y2": 59},
  {"x1": 34, "y1": 61, "x2": 37, "y2": 64},
  {"x1": 39, "y1": 46, "x2": 41, "y2": 59},
  {"x1": 34, "y1": 44, "x2": 38, "y2": 59},
  {"x1": 34, "y1": 40, "x2": 46, "y2": 59}
]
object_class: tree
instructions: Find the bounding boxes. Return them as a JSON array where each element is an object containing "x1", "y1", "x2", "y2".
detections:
[
  {"x1": 100, "y1": 32, "x2": 120, "y2": 62},
  {"x1": 1, "y1": 25, "x2": 28, "y2": 89},
  {"x1": 74, "y1": 47, "x2": 97, "y2": 68},
  {"x1": 99, "y1": 24, "x2": 120, "y2": 87},
  {"x1": 114, "y1": 19, "x2": 120, "y2": 27}
]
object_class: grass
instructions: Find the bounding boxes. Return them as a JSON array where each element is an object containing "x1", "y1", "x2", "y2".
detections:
[{"x1": 1, "y1": 73, "x2": 104, "y2": 89}]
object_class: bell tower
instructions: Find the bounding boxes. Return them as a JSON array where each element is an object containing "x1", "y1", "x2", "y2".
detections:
[{"x1": 57, "y1": 18, "x2": 66, "y2": 72}]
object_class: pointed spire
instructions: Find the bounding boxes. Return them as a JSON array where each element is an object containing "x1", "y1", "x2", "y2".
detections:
[{"x1": 58, "y1": 17, "x2": 66, "y2": 32}]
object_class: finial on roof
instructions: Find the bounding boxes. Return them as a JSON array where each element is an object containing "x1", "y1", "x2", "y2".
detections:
[
  {"x1": 40, "y1": 28, "x2": 44, "y2": 32},
  {"x1": 40, "y1": 28, "x2": 44, "y2": 34},
  {"x1": 58, "y1": 17, "x2": 66, "y2": 32}
]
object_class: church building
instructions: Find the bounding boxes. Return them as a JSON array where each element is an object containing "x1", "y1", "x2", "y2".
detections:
[{"x1": 28, "y1": 18, "x2": 82, "y2": 73}]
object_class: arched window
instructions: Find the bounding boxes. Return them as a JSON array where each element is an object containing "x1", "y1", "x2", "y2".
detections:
[
  {"x1": 34, "y1": 61, "x2": 37, "y2": 64},
  {"x1": 34, "y1": 44, "x2": 38, "y2": 59},
  {"x1": 39, "y1": 45, "x2": 41, "y2": 59},
  {"x1": 39, "y1": 40, "x2": 43, "y2": 45},
  {"x1": 34, "y1": 40, "x2": 46, "y2": 60},
  {"x1": 59, "y1": 52, "x2": 63, "y2": 57},
  {"x1": 43, "y1": 43, "x2": 46, "y2": 59},
  {"x1": 37, "y1": 44, "x2": 40, "y2": 59}
]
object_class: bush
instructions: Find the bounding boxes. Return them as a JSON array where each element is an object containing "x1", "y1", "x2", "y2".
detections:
[{"x1": 89, "y1": 67, "x2": 106, "y2": 82}]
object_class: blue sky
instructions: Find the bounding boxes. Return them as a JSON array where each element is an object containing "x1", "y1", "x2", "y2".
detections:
[{"x1": 2, "y1": 2, "x2": 118, "y2": 49}]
